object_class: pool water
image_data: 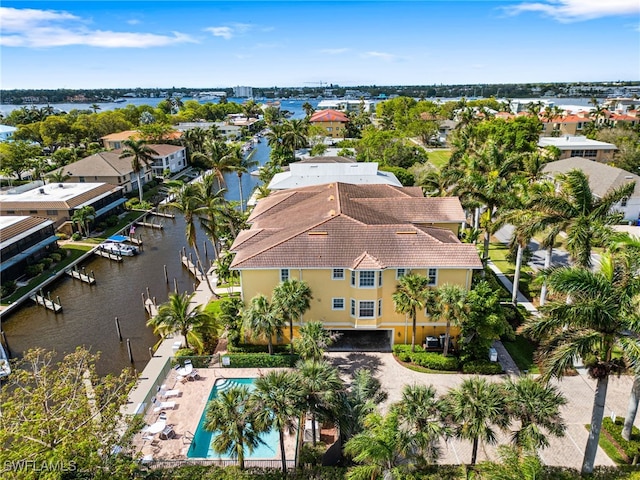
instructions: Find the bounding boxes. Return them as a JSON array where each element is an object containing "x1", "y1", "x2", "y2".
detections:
[{"x1": 187, "y1": 377, "x2": 279, "y2": 459}]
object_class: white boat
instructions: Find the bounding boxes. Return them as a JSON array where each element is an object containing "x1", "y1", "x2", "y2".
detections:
[
  {"x1": 99, "y1": 241, "x2": 138, "y2": 256},
  {"x1": 0, "y1": 343, "x2": 11, "y2": 379}
]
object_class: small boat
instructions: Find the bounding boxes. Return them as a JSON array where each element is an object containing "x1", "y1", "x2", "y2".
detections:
[
  {"x1": 0, "y1": 343, "x2": 11, "y2": 379},
  {"x1": 113, "y1": 98, "x2": 126, "y2": 103},
  {"x1": 99, "y1": 240, "x2": 138, "y2": 256}
]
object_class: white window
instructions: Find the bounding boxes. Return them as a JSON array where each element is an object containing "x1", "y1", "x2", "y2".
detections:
[
  {"x1": 378, "y1": 299, "x2": 382, "y2": 317},
  {"x1": 332, "y1": 298, "x2": 345, "y2": 310},
  {"x1": 427, "y1": 268, "x2": 437, "y2": 286},
  {"x1": 280, "y1": 269, "x2": 289, "y2": 282},
  {"x1": 396, "y1": 268, "x2": 406, "y2": 279},
  {"x1": 350, "y1": 299, "x2": 356, "y2": 317},
  {"x1": 332, "y1": 268, "x2": 344, "y2": 280},
  {"x1": 351, "y1": 270, "x2": 356, "y2": 286},
  {"x1": 358, "y1": 301, "x2": 375, "y2": 318},
  {"x1": 359, "y1": 271, "x2": 376, "y2": 288}
]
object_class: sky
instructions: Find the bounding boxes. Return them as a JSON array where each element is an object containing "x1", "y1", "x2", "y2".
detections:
[{"x1": 1, "y1": 0, "x2": 639, "y2": 89}]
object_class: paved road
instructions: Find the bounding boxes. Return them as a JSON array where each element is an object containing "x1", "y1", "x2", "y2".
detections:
[{"x1": 327, "y1": 351, "x2": 630, "y2": 470}]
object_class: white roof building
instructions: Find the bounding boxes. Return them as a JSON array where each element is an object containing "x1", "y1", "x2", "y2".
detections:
[
  {"x1": 267, "y1": 158, "x2": 402, "y2": 190},
  {"x1": 538, "y1": 135, "x2": 617, "y2": 162}
]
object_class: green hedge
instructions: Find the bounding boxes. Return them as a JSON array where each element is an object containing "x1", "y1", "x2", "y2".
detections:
[
  {"x1": 228, "y1": 344, "x2": 291, "y2": 354},
  {"x1": 172, "y1": 349, "x2": 213, "y2": 369},
  {"x1": 142, "y1": 466, "x2": 348, "y2": 480},
  {"x1": 224, "y1": 353, "x2": 299, "y2": 368},
  {"x1": 462, "y1": 360, "x2": 504, "y2": 375},
  {"x1": 602, "y1": 416, "x2": 640, "y2": 463},
  {"x1": 392, "y1": 345, "x2": 458, "y2": 371}
]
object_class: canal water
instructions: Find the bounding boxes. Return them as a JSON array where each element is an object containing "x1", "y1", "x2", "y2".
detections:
[{"x1": 2, "y1": 141, "x2": 271, "y2": 376}]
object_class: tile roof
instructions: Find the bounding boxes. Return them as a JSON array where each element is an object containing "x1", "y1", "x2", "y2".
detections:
[
  {"x1": 309, "y1": 109, "x2": 349, "y2": 123},
  {"x1": 0, "y1": 216, "x2": 52, "y2": 243},
  {"x1": 231, "y1": 183, "x2": 481, "y2": 270}
]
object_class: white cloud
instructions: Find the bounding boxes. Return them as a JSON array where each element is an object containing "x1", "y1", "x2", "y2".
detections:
[
  {"x1": 127, "y1": 19, "x2": 141, "y2": 26},
  {"x1": 0, "y1": 7, "x2": 196, "y2": 48},
  {"x1": 204, "y1": 23, "x2": 254, "y2": 39},
  {"x1": 362, "y1": 51, "x2": 396, "y2": 61},
  {"x1": 319, "y1": 48, "x2": 349, "y2": 55},
  {"x1": 505, "y1": 0, "x2": 639, "y2": 22}
]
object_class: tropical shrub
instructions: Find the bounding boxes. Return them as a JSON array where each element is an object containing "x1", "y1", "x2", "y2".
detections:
[
  {"x1": 106, "y1": 215, "x2": 119, "y2": 227},
  {"x1": 40, "y1": 257, "x2": 53, "y2": 269},
  {"x1": 25, "y1": 263, "x2": 45, "y2": 277},
  {"x1": 1, "y1": 280, "x2": 17, "y2": 298},
  {"x1": 462, "y1": 360, "x2": 503, "y2": 375},
  {"x1": 125, "y1": 198, "x2": 140, "y2": 210},
  {"x1": 411, "y1": 352, "x2": 459, "y2": 371},
  {"x1": 172, "y1": 349, "x2": 213, "y2": 369},
  {"x1": 227, "y1": 343, "x2": 290, "y2": 354},
  {"x1": 56, "y1": 233, "x2": 69, "y2": 240},
  {"x1": 224, "y1": 353, "x2": 298, "y2": 368},
  {"x1": 49, "y1": 252, "x2": 62, "y2": 263},
  {"x1": 71, "y1": 232, "x2": 82, "y2": 241},
  {"x1": 601, "y1": 417, "x2": 640, "y2": 464}
]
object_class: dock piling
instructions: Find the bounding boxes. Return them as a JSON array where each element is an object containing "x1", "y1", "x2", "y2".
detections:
[
  {"x1": 174, "y1": 278, "x2": 179, "y2": 295},
  {"x1": 146, "y1": 286, "x2": 150, "y2": 299},
  {"x1": 56, "y1": 296, "x2": 61, "y2": 307},
  {"x1": 149, "y1": 347, "x2": 153, "y2": 359},
  {"x1": 115, "y1": 317, "x2": 122, "y2": 341},
  {"x1": 163, "y1": 265, "x2": 168, "y2": 284},
  {"x1": 127, "y1": 338, "x2": 134, "y2": 363},
  {"x1": 141, "y1": 292, "x2": 146, "y2": 309}
]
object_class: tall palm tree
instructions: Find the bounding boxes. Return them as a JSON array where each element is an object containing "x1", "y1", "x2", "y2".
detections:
[
  {"x1": 392, "y1": 384, "x2": 450, "y2": 465},
  {"x1": 71, "y1": 205, "x2": 95, "y2": 237},
  {"x1": 272, "y1": 279, "x2": 313, "y2": 355},
  {"x1": 146, "y1": 292, "x2": 218, "y2": 351},
  {"x1": 293, "y1": 320, "x2": 337, "y2": 361},
  {"x1": 252, "y1": 371, "x2": 304, "y2": 474},
  {"x1": 197, "y1": 173, "x2": 230, "y2": 258},
  {"x1": 444, "y1": 376, "x2": 509, "y2": 465},
  {"x1": 298, "y1": 359, "x2": 344, "y2": 446},
  {"x1": 230, "y1": 149, "x2": 258, "y2": 212},
  {"x1": 302, "y1": 102, "x2": 315, "y2": 118},
  {"x1": 392, "y1": 273, "x2": 431, "y2": 352},
  {"x1": 192, "y1": 138, "x2": 231, "y2": 190},
  {"x1": 119, "y1": 139, "x2": 158, "y2": 203},
  {"x1": 90, "y1": 104, "x2": 101, "y2": 114},
  {"x1": 243, "y1": 294, "x2": 283, "y2": 355},
  {"x1": 520, "y1": 253, "x2": 640, "y2": 474},
  {"x1": 528, "y1": 169, "x2": 635, "y2": 271},
  {"x1": 281, "y1": 119, "x2": 309, "y2": 162},
  {"x1": 344, "y1": 410, "x2": 414, "y2": 480},
  {"x1": 503, "y1": 376, "x2": 567, "y2": 452},
  {"x1": 163, "y1": 183, "x2": 215, "y2": 294},
  {"x1": 429, "y1": 284, "x2": 468, "y2": 356},
  {"x1": 46, "y1": 169, "x2": 70, "y2": 184},
  {"x1": 204, "y1": 385, "x2": 264, "y2": 470}
]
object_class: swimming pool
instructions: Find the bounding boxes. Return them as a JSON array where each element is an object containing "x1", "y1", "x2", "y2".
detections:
[{"x1": 187, "y1": 377, "x2": 279, "y2": 459}]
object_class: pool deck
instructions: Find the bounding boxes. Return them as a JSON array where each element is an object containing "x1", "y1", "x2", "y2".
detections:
[{"x1": 135, "y1": 367, "x2": 297, "y2": 464}]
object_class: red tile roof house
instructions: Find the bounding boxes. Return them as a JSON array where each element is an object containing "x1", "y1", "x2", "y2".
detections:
[
  {"x1": 309, "y1": 109, "x2": 349, "y2": 139},
  {"x1": 230, "y1": 182, "x2": 482, "y2": 349}
]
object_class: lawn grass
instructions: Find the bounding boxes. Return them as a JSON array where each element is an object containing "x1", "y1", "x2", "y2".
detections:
[
  {"x1": 501, "y1": 335, "x2": 540, "y2": 374},
  {"x1": 587, "y1": 424, "x2": 629, "y2": 466},
  {"x1": 1, "y1": 244, "x2": 92, "y2": 305},
  {"x1": 427, "y1": 149, "x2": 451, "y2": 170},
  {"x1": 487, "y1": 242, "x2": 540, "y2": 302}
]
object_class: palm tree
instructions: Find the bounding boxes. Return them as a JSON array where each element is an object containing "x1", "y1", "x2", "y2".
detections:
[
  {"x1": 528, "y1": 169, "x2": 635, "y2": 271},
  {"x1": 392, "y1": 384, "x2": 450, "y2": 465},
  {"x1": 520, "y1": 253, "x2": 640, "y2": 474},
  {"x1": 392, "y1": 273, "x2": 431, "y2": 352},
  {"x1": 281, "y1": 119, "x2": 309, "y2": 162},
  {"x1": 293, "y1": 320, "x2": 338, "y2": 361},
  {"x1": 298, "y1": 359, "x2": 344, "y2": 446},
  {"x1": 443, "y1": 376, "x2": 509, "y2": 465},
  {"x1": 71, "y1": 205, "x2": 95, "y2": 237},
  {"x1": 503, "y1": 376, "x2": 567, "y2": 452},
  {"x1": 163, "y1": 183, "x2": 215, "y2": 294},
  {"x1": 230, "y1": 148, "x2": 258, "y2": 212},
  {"x1": 119, "y1": 139, "x2": 158, "y2": 203},
  {"x1": 344, "y1": 410, "x2": 414, "y2": 480},
  {"x1": 302, "y1": 102, "x2": 315, "y2": 118},
  {"x1": 272, "y1": 279, "x2": 313, "y2": 355},
  {"x1": 46, "y1": 169, "x2": 70, "y2": 184},
  {"x1": 252, "y1": 371, "x2": 304, "y2": 474},
  {"x1": 429, "y1": 284, "x2": 468, "y2": 356},
  {"x1": 204, "y1": 385, "x2": 264, "y2": 469},
  {"x1": 90, "y1": 104, "x2": 101, "y2": 114},
  {"x1": 192, "y1": 138, "x2": 231, "y2": 190},
  {"x1": 243, "y1": 294, "x2": 283, "y2": 355},
  {"x1": 146, "y1": 292, "x2": 218, "y2": 351}
]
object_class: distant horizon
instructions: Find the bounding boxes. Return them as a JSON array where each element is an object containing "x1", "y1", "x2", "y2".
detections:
[{"x1": 2, "y1": 1, "x2": 639, "y2": 89}]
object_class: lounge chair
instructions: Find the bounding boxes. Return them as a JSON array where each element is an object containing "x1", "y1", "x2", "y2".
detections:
[
  {"x1": 160, "y1": 389, "x2": 181, "y2": 398},
  {"x1": 153, "y1": 401, "x2": 176, "y2": 413}
]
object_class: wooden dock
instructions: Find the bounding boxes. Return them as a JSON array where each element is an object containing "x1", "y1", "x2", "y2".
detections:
[
  {"x1": 181, "y1": 256, "x2": 206, "y2": 280},
  {"x1": 143, "y1": 298, "x2": 158, "y2": 317},
  {"x1": 136, "y1": 221, "x2": 163, "y2": 230},
  {"x1": 150, "y1": 210, "x2": 175, "y2": 219},
  {"x1": 30, "y1": 294, "x2": 62, "y2": 313},
  {"x1": 65, "y1": 268, "x2": 96, "y2": 285},
  {"x1": 93, "y1": 248, "x2": 123, "y2": 262}
]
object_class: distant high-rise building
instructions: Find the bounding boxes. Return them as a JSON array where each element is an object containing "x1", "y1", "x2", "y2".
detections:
[{"x1": 233, "y1": 86, "x2": 253, "y2": 98}]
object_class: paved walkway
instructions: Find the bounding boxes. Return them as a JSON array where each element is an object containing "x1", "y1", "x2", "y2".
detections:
[{"x1": 327, "y1": 351, "x2": 626, "y2": 470}]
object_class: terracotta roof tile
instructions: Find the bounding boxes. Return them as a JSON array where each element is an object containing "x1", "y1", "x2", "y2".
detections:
[{"x1": 309, "y1": 109, "x2": 349, "y2": 123}]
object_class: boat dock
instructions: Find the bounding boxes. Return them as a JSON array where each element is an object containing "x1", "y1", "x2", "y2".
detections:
[
  {"x1": 93, "y1": 247, "x2": 123, "y2": 262},
  {"x1": 65, "y1": 266, "x2": 96, "y2": 285},
  {"x1": 181, "y1": 255, "x2": 206, "y2": 281},
  {"x1": 30, "y1": 293, "x2": 62, "y2": 313},
  {"x1": 136, "y1": 221, "x2": 163, "y2": 230},
  {"x1": 149, "y1": 210, "x2": 175, "y2": 219}
]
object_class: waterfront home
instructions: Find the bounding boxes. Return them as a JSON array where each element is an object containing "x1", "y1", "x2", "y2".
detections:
[
  {"x1": 539, "y1": 112, "x2": 593, "y2": 136},
  {"x1": 0, "y1": 182, "x2": 125, "y2": 234},
  {"x1": 0, "y1": 216, "x2": 58, "y2": 282},
  {"x1": 316, "y1": 99, "x2": 376, "y2": 113},
  {"x1": 267, "y1": 157, "x2": 402, "y2": 190},
  {"x1": 542, "y1": 157, "x2": 640, "y2": 223},
  {"x1": 230, "y1": 182, "x2": 482, "y2": 349},
  {"x1": 100, "y1": 130, "x2": 182, "y2": 150},
  {"x1": 0, "y1": 125, "x2": 18, "y2": 142},
  {"x1": 538, "y1": 135, "x2": 617, "y2": 163},
  {"x1": 309, "y1": 109, "x2": 349, "y2": 139}
]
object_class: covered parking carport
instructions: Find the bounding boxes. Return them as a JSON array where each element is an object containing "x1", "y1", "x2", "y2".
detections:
[{"x1": 328, "y1": 329, "x2": 393, "y2": 352}]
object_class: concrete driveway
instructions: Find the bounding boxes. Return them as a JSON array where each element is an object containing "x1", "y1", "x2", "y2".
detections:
[{"x1": 327, "y1": 351, "x2": 634, "y2": 470}]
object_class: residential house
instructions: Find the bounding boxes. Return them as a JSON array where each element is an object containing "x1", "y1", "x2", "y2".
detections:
[
  {"x1": 267, "y1": 157, "x2": 402, "y2": 190},
  {"x1": 0, "y1": 125, "x2": 18, "y2": 142},
  {"x1": 316, "y1": 99, "x2": 376, "y2": 113},
  {"x1": 0, "y1": 216, "x2": 58, "y2": 282},
  {"x1": 230, "y1": 183, "x2": 483, "y2": 349},
  {"x1": 100, "y1": 130, "x2": 182, "y2": 150},
  {"x1": 538, "y1": 135, "x2": 617, "y2": 163},
  {"x1": 599, "y1": 110, "x2": 638, "y2": 129},
  {"x1": 542, "y1": 157, "x2": 640, "y2": 223},
  {"x1": 539, "y1": 112, "x2": 593, "y2": 136},
  {"x1": 309, "y1": 109, "x2": 349, "y2": 139},
  {"x1": 0, "y1": 182, "x2": 126, "y2": 234}
]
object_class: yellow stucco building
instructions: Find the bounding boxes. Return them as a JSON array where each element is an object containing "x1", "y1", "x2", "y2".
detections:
[{"x1": 230, "y1": 183, "x2": 483, "y2": 349}]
